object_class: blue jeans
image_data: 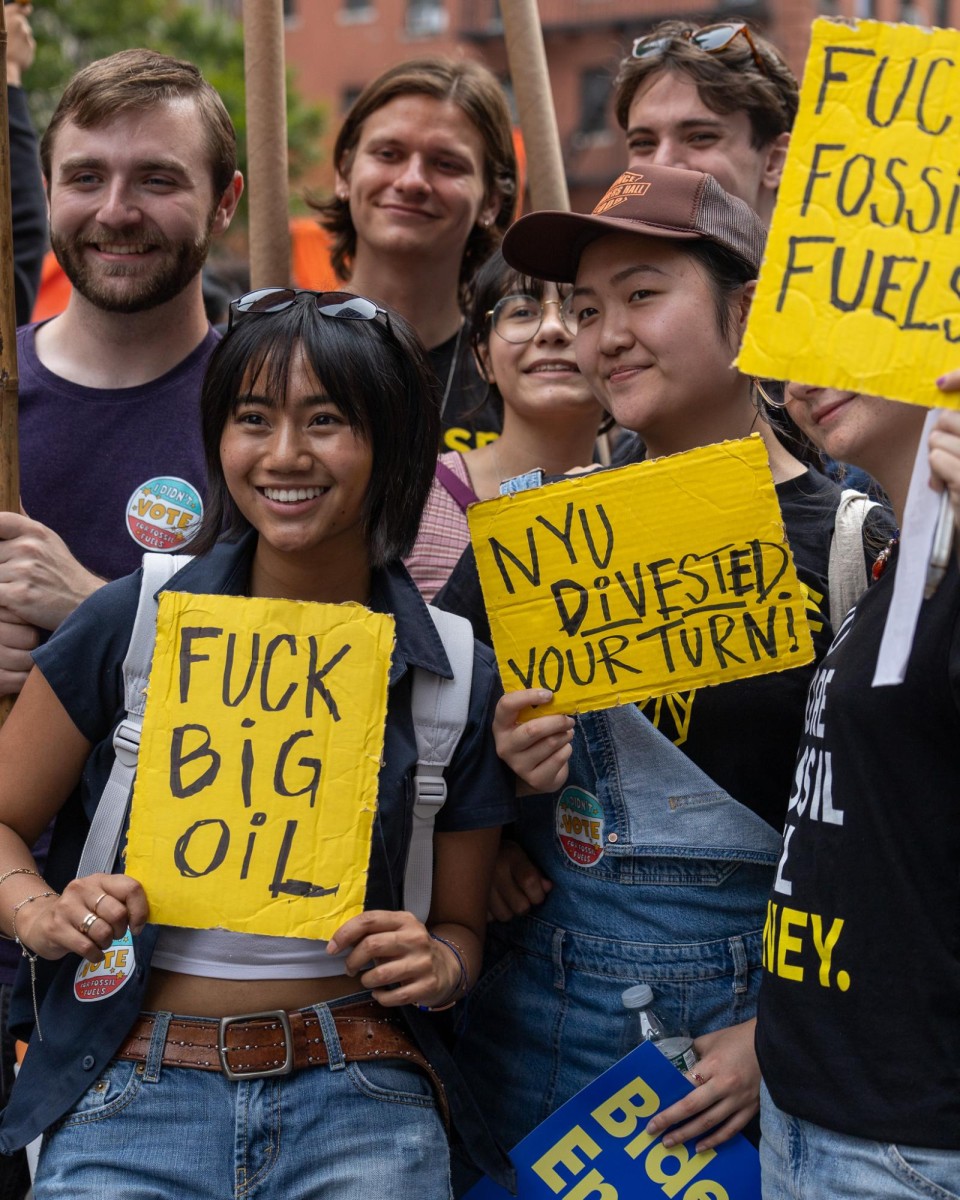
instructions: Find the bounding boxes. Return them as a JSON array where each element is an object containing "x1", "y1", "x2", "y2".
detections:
[
  {"x1": 34, "y1": 998, "x2": 451, "y2": 1199},
  {"x1": 454, "y1": 706, "x2": 781, "y2": 1158},
  {"x1": 760, "y1": 1081, "x2": 960, "y2": 1200}
]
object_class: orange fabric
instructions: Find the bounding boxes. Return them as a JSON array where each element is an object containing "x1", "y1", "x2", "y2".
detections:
[
  {"x1": 512, "y1": 127, "x2": 527, "y2": 219},
  {"x1": 31, "y1": 251, "x2": 71, "y2": 322},
  {"x1": 289, "y1": 217, "x2": 341, "y2": 290}
]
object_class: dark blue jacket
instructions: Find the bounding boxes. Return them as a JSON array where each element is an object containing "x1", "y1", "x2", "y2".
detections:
[{"x1": 1, "y1": 533, "x2": 516, "y2": 1189}]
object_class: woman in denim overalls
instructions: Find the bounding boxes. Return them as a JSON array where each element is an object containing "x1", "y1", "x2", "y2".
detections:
[{"x1": 453, "y1": 164, "x2": 852, "y2": 1170}]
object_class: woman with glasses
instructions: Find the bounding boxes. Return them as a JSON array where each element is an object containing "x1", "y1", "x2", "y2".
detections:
[
  {"x1": 450, "y1": 165, "x2": 887, "y2": 1180},
  {"x1": 404, "y1": 250, "x2": 605, "y2": 603},
  {"x1": 0, "y1": 290, "x2": 516, "y2": 1197}
]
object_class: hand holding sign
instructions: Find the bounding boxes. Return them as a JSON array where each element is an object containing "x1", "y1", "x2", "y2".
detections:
[
  {"x1": 470, "y1": 437, "x2": 814, "y2": 718},
  {"x1": 492, "y1": 688, "x2": 575, "y2": 793},
  {"x1": 126, "y1": 592, "x2": 394, "y2": 940},
  {"x1": 15, "y1": 872, "x2": 147, "y2": 965},
  {"x1": 643, "y1": 1018, "x2": 761, "y2": 1154},
  {"x1": 327, "y1": 909, "x2": 464, "y2": 1009}
]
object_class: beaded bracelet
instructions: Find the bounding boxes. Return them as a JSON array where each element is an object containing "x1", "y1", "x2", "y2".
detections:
[
  {"x1": 11, "y1": 891, "x2": 57, "y2": 1043},
  {"x1": 418, "y1": 932, "x2": 470, "y2": 1013},
  {"x1": 0, "y1": 867, "x2": 41, "y2": 889}
]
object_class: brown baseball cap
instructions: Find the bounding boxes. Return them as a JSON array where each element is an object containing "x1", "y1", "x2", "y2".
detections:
[{"x1": 502, "y1": 165, "x2": 766, "y2": 283}]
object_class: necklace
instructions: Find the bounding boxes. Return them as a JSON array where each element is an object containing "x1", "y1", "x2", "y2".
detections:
[
  {"x1": 872, "y1": 536, "x2": 900, "y2": 581},
  {"x1": 440, "y1": 322, "x2": 463, "y2": 418}
]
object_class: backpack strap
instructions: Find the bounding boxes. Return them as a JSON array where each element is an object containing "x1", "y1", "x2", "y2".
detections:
[
  {"x1": 434, "y1": 459, "x2": 478, "y2": 514},
  {"x1": 77, "y1": 553, "x2": 193, "y2": 878},
  {"x1": 828, "y1": 488, "x2": 879, "y2": 634},
  {"x1": 404, "y1": 605, "x2": 475, "y2": 922}
]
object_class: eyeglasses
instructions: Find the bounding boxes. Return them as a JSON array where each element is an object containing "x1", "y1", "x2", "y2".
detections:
[
  {"x1": 228, "y1": 288, "x2": 389, "y2": 332},
  {"x1": 755, "y1": 379, "x2": 787, "y2": 409},
  {"x1": 631, "y1": 22, "x2": 768, "y2": 77},
  {"x1": 486, "y1": 293, "x2": 578, "y2": 343}
]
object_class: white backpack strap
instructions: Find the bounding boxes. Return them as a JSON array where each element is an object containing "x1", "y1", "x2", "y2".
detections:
[
  {"x1": 77, "y1": 553, "x2": 193, "y2": 878},
  {"x1": 404, "y1": 606, "x2": 475, "y2": 922},
  {"x1": 828, "y1": 489, "x2": 879, "y2": 634}
]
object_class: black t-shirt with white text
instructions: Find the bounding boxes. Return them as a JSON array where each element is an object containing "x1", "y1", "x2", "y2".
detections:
[{"x1": 757, "y1": 554, "x2": 960, "y2": 1148}]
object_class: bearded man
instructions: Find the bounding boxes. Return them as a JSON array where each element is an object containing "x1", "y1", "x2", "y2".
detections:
[{"x1": 0, "y1": 49, "x2": 243, "y2": 698}]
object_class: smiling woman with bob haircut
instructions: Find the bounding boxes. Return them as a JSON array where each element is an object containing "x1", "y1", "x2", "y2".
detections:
[{"x1": 0, "y1": 290, "x2": 515, "y2": 1198}]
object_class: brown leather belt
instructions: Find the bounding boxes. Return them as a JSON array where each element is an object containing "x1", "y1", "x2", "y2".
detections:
[{"x1": 116, "y1": 1000, "x2": 448, "y2": 1126}]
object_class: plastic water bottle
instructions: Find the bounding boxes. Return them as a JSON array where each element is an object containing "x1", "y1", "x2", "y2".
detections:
[{"x1": 621, "y1": 984, "x2": 699, "y2": 1072}]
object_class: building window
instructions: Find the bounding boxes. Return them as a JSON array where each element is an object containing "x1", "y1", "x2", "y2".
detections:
[
  {"x1": 579, "y1": 67, "x2": 610, "y2": 137},
  {"x1": 406, "y1": 0, "x2": 448, "y2": 37},
  {"x1": 342, "y1": 86, "x2": 363, "y2": 114},
  {"x1": 339, "y1": 0, "x2": 375, "y2": 22}
]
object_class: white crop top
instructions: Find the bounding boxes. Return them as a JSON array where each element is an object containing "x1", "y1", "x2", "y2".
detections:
[{"x1": 151, "y1": 925, "x2": 350, "y2": 980}]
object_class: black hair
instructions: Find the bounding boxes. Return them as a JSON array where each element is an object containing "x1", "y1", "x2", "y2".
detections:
[
  {"x1": 191, "y1": 298, "x2": 440, "y2": 566},
  {"x1": 682, "y1": 238, "x2": 755, "y2": 342},
  {"x1": 681, "y1": 240, "x2": 822, "y2": 462},
  {"x1": 465, "y1": 249, "x2": 547, "y2": 425}
]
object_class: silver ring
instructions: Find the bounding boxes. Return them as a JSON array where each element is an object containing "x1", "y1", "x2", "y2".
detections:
[
  {"x1": 93, "y1": 892, "x2": 108, "y2": 915},
  {"x1": 80, "y1": 911, "x2": 99, "y2": 936}
]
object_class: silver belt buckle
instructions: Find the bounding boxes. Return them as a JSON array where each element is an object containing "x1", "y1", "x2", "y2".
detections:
[{"x1": 217, "y1": 1009, "x2": 294, "y2": 1080}]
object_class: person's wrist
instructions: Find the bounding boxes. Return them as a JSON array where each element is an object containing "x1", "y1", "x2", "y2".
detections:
[{"x1": 418, "y1": 932, "x2": 469, "y2": 1012}]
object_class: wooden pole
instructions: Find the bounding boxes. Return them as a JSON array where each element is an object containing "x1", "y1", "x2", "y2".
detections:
[
  {"x1": 500, "y1": 0, "x2": 569, "y2": 213},
  {"x1": 0, "y1": 5, "x2": 20, "y2": 723},
  {"x1": 242, "y1": 0, "x2": 291, "y2": 288}
]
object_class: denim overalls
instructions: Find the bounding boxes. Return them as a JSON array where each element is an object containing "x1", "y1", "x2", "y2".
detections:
[{"x1": 454, "y1": 701, "x2": 782, "y2": 1153}]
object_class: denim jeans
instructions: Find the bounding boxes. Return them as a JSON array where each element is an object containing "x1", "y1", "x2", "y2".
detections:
[
  {"x1": 760, "y1": 1081, "x2": 960, "y2": 1200},
  {"x1": 454, "y1": 705, "x2": 781, "y2": 1161},
  {"x1": 34, "y1": 996, "x2": 452, "y2": 1199}
]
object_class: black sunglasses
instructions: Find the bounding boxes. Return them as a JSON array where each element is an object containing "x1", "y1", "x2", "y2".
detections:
[
  {"x1": 228, "y1": 288, "x2": 389, "y2": 332},
  {"x1": 631, "y1": 22, "x2": 768, "y2": 76}
]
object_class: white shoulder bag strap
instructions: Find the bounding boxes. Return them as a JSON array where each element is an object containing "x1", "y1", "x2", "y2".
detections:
[
  {"x1": 828, "y1": 489, "x2": 879, "y2": 634},
  {"x1": 77, "y1": 553, "x2": 193, "y2": 878},
  {"x1": 404, "y1": 605, "x2": 474, "y2": 922}
]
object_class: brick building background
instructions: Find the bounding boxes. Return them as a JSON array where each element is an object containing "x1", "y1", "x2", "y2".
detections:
[{"x1": 277, "y1": 0, "x2": 960, "y2": 213}]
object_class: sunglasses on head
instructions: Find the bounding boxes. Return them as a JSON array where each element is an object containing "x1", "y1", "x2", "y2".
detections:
[
  {"x1": 631, "y1": 22, "x2": 768, "y2": 76},
  {"x1": 228, "y1": 288, "x2": 389, "y2": 332}
]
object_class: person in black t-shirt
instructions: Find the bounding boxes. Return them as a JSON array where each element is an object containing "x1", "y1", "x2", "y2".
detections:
[
  {"x1": 310, "y1": 59, "x2": 517, "y2": 452},
  {"x1": 449, "y1": 167, "x2": 886, "y2": 1177},
  {"x1": 756, "y1": 383, "x2": 960, "y2": 1198}
]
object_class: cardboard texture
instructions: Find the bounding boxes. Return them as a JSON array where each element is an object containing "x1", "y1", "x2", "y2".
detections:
[
  {"x1": 468, "y1": 435, "x2": 814, "y2": 717},
  {"x1": 738, "y1": 18, "x2": 960, "y2": 409},
  {"x1": 125, "y1": 592, "x2": 394, "y2": 939}
]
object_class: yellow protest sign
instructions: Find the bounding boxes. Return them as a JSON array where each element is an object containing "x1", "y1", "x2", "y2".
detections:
[
  {"x1": 738, "y1": 18, "x2": 960, "y2": 410},
  {"x1": 468, "y1": 436, "x2": 814, "y2": 717},
  {"x1": 125, "y1": 593, "x2": 394, "y2": 939}
]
